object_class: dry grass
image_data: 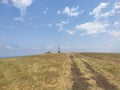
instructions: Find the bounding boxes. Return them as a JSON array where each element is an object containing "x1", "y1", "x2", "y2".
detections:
[
  {"x1": 80, "y1": 53, "x2": 120, "y2": 90},
  {"x1": 71, "y1": 53, "x2": 103, "y2": 90},
  {"x1": 0, "y1": 52, "x2": 120, "y2": 90},
  {"x1": 0, "y1": 53, "x2": 72, "y2": 90}
]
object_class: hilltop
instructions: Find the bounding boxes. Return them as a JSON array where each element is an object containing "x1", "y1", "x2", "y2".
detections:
[{"x1": 0, "y1": 53, "x2": 120, "y2": 90}]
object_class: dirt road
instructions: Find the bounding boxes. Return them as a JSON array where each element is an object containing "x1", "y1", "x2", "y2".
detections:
[
  {"x1": 70, "y1": 55, "x2": 89, "y2": 90},
  {"x1": 70, "y1": 54, "x2": 117, "y2": 90}
]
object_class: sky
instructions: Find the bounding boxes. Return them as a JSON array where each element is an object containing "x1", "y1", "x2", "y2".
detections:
[{"x1": 0, "y1": 0, "x2": 120, "y2": 57}]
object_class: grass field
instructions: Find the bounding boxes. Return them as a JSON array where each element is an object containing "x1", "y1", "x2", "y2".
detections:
[
  {"x1": 0, "y1": 53, "x2": 72, "y2": 90},
  {"x1": 79, "y1": 53, "x2": 120, "y2": 90},
  {"x1": 0, "y1": 53, "x2": 120, "y2": 90}
]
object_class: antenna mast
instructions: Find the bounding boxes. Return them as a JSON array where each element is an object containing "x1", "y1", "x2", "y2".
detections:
[{"x1": 58, "y1": 44, "x2": 61, "y2": 53}]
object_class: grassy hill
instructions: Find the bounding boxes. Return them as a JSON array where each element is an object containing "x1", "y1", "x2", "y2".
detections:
[{"x1": 0, "y1": 53, "x2": 120, "y2": 90}]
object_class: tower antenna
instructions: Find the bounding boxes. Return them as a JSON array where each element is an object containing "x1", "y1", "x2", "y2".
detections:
[{"x1": 58, "y1": 43, "x2": 61, "y2": 53}]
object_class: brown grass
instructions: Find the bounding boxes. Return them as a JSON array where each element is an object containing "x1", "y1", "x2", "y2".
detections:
[
  {"x1": 80, "y1": 53, "x2": 120, "y2": 90},
  {"x1": 0, "y1": 52, "x2": 120, "y2": 90},
  {"x1": 0, "y1": 53, "x2": 72, "y2": 90}
]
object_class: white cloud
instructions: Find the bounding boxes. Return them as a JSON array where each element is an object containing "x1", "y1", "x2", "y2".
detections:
[
  {"x1": 109, "y1": 31, "x2": 120, "y2": 37},
  {"x1": 0, "y1": 25, "x2": 13, "y2": 29},
  {"x1": 32, "y1": 48, "x2": 40, "y2": 50},
  {"x1": 65, "y1": 30, "x2": 75, "y2": 35},
  {"x1": 79, "y1": 45, "x2": 89, "y2": 49},
  {"x1": 62, "y1": 6, "x2": 79, "y2": 17},
  {"x1": 5, "y1": 45, "x2": 15, "y2": 50},
  {"x1": 14, "y1": 17, "x2": 24, "y2": 22},
  {"x1": 0, "y1": 0, "x2": 8, "y2": 4},
  {"x1": 61, "y1": 46, "x2": 70, "y2": 49},
  {"x1": 57, "y1": 10, "x2": 61, "y2": 14},
  {"x1": 12, "y1": 0, "x2": 33, "y2": 21},
  {"x1": 56, "y1": 21, "x2": 69, "y2": 30},
  {"x1": 89, "y1": 2, "x2": 120, "y2": 20},
  {"x1": 114, "y1": 2, "x2": 120, "y2": 9},
  {"x1": 107, "y1": 45, "x2": 113, "y2": 48},
  {"x1": 114, "y1": 2, "x2": 120, "y2": 15},
  {"x1": 76, "y1": 21, "x2": 109, "y2": 35},
  {"x1": 43, "y1": 11, "x2": 47, "y2": 14},
  {"x1": 46, "y1": 46, "x2": 54, "y2": 49},
  {"x1": 89, "y1": 3, "x2": 109, "y2": 19},
  {"x1": 56, "y1": 2, "x2": 120, "y2": 37},
  {"x1": 48, "y1": 23, "x2": 52, "y2": 27},
  {"x1": 43, "y1": 8, "x2": 48, "y2": 14},
  {"x1": 98, "y1": 11, "x2": 114, "y2": 18},
  {"x1": 80, "y1": 10, "x2": 84, "y2": 14},
  {"x1": 114, "y1": 21, "x2": 120, "y2": 26},
  {"x1": 87, "y1": 1, "x2": 120, "y2": 38},
  {"x1": 56, "y1": 21, "x2": 76, "y2": 35}
]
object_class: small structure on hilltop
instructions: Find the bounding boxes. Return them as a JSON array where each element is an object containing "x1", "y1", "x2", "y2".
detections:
[
  {"x1": 58, "y1": 45, "x2": 61, "y2": 53},
  {"x1": 45, "y1": 51, "x2": 51, "y2": 53}
]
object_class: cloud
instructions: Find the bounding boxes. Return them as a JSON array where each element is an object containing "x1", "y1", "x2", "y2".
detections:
[
  {"x1": 46, "y1": 46, "x2": 54, "y2": 49},
  {"x1": 5, "y1": 45, "x2": 15, "y2": 50},
  {"x1": 48, "y1": 23, "x2": 52, "y2": 27},
  {"x1": 114, "y1": 2, "x2": 120, "y2": 9},
  {"x1": 57, "y1": 10, "x2": 61, "y2": 14},
  {"x1": 56, "y1": 2, "x2": 120, "y2": 37},
  {"x1": 107, "y1": 45, "x2": 113, "y2": 48},
  {"x1": 89, "y1": 2, "x2": 120, "y2": 20},
  {"x1": 89, "y1": 2, "x2": 109, "y2": 19},
  {"x1": 63, "y1": 6, "x2": 79, "y2": 16},
  {"x1": 57, "y1": 21, "x2": 69, "y2": 27},
  {"x1": 109, "y1": 31, "x2": 120, "y2": 37},
  {"x1": 61, "y1": 46, "x2": 70, "y2": 49},
  {"x1": 12, "y1": 0, "x2": 33, "y2": 21},
  {"x1": 43, "y1": 8, "x2": 49, "y2": 14},
  {"x1": 57, "y1": 6, "x2": 82, "y2": 17},
  {"x1": 14, "y1": 17, "x2": 24, "y2": 22},
  {"x1": 114, "y1": 22, "x2": 120, "y2": 26},
  {"x1": 31, "y1": 48, "x2": 40, "y2": 50},
  {"x1": 114, "y1": 2, "x2": 120, "y2": 15},
  {"x1": 56, "y1": 21, "x2": 76, "y2": 35},
  {"x1": 0, "y1": 25, "x2": 13, "y2": 29},
  {"x1": 0, "y1": 0, "x2": 8, "y2": 4},
  {"x1": 56, "y1": 21, "x2": 69, "y2": 31},
  {"x1": 76, "y1": 21, "x2": 109, "y2": 35},
  {"x1": 86, "y1": 1, "x2": 120, "y2": 38},
  {"x1": 65, "y1": 30, "x2": 75, "y2": 35}
]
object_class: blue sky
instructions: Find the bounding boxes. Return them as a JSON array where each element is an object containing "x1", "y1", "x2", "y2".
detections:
[{"x1": 0, "y1": 0, "x2": 120, "y2": 57}]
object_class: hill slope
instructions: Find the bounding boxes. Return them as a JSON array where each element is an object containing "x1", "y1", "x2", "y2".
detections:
[{"x1": 0, "y1": 53, "x2": 120, "y2": 90}]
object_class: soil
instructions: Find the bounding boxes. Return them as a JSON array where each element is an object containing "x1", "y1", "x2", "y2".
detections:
[
  {"x1": 70, "y1": 55, "x2": 89, "y2": 90},
  {"x1": 70, "y1": 54, "x2": 117, "y2": 90},
  {"x1": 82, "y1": 60, "x2": 117, "y2": 90}
]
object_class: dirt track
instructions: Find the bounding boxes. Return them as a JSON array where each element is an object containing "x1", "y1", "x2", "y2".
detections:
[
  {"x1": 70, "y1": 55, "x2": 89, "y2": 90},
  {"x1": 70, "y1": 54, "x2": 117, "y2": 90},
  {"x1": 82, "y1": 60, "x2": 117, "y2": 90}
]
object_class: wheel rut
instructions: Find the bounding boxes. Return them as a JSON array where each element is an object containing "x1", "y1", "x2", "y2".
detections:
[
  {"x1": 82, "y1": 59, "x2": 117, "y2": 90},
  {"x1": 70, "y1": 55, "x2": 89, "y2": 90}
]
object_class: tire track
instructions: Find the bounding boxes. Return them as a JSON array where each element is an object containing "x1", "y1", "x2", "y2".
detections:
[
  {"x1": 82, "y1": 59, "x2": 117, "y2": 90},
  {"x1": 70, "y1": 55, "x2": 89, "y2": 90}
]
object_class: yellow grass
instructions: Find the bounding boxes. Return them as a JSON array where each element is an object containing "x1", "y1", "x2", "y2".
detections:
[
  {"x1": 72, "y1": 53, "x2": 103, "y2": 90},
  {"x1": 0, "y1": 53, "x2": 72, "y2": 90},
  {"x1": 80, "y1": 53, "x2": 120, "y2": 90},
  {"x1": 0, "y1": 53, "x2": 120, "y2": 90}
]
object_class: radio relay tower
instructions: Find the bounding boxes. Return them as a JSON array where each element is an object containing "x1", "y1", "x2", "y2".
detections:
[{"x1": 58, "y1": 45, "x2": 61, "y2": 53}]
